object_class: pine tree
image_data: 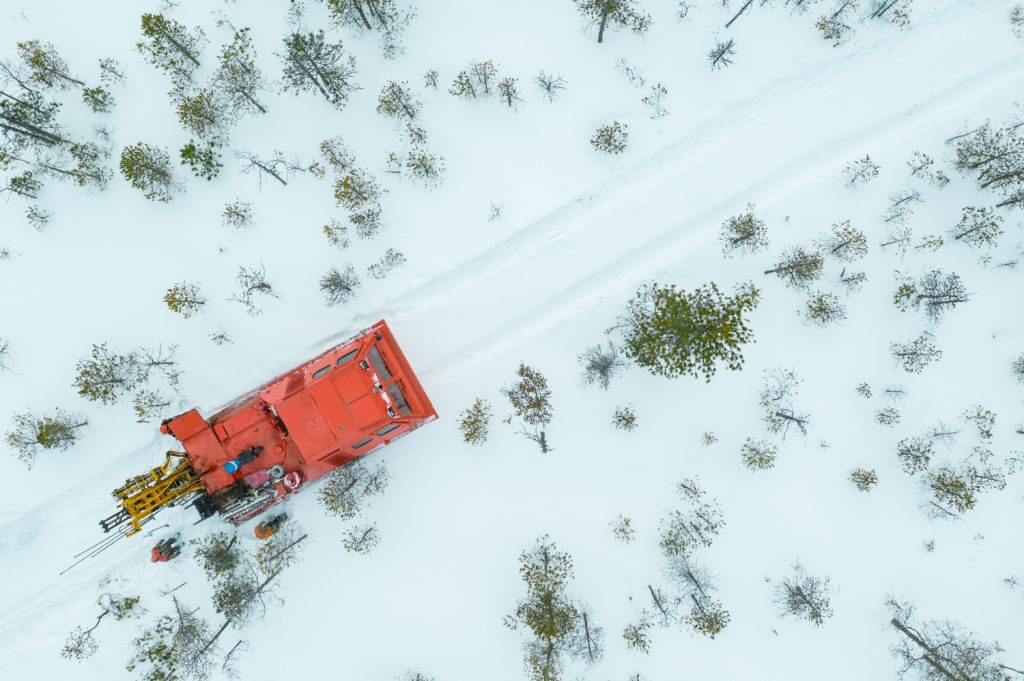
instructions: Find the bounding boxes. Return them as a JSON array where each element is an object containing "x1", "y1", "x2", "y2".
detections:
[
  {"x1": 319, "y1": 264, "x2": 360, "y2": 306},
  {"x1": 764, "y1": 246, "x2": 824, "y2": 289},
  {"x1": 719, "y1": 204, "x2": 768, "y2": 257},
  {"x1": 850, "y1": 468, "x2": 879, "y2": 491},
  {"x1": 573, "y1": 0, "x2": 653, "y2": 43},
  {"x1": 890, "y1": 332, "x2": 942, "y2": 373},
  {"x1": 590, "y1": 121, "x2": 629, "y2": 154},
  {"x1": 179, "y1": 140, "x2": 222, "y2": 181},
  {"x1": 896, "y1": 436, "x2": 932, "y2": 475},
  {"x1": 120, "y1": 143, "x2": 178, "y2": 202},
  {"x1": 449, "y1": 60, "x2": 499, "y2": 100},
  {"x1": 73, "y1": 343, "x2": 142, "y2": 404},
  {"x1": 214, "y1": 28, "x2": 268, "y2": 117},
  {"x1": 612, "y1": 406, "x2": 638, "y2": 431},
  {"x1": 175, "y1": 88, "x2": 229, "y2": 143},
  {"x1": 82, "y1": 86, "x2": 114, "y2": 113},
  {"x1": 4, "y1": 408, "x2": 87, "y2": 467},
  {"x1": 191, "y1": 530, "x2": 242, "y2": 580},
  {"x1": 949, "y1": 206, "x2": 1003, "y2": 249},
  {"x1": 458, "y1": 398, "x2": 492, "y2": 446},
  {"x1": 667, "y1": 554, "x2": 731, "y2": 638},
  {"x1": 222, "y1": 199, "x2": 252, "y2": 228},
  {"x1": 620, "y1": 281, "x2": 760, "y2": 381},
  {"x1": 497, "y1": 77, "x2": 523, "y2": 109},
  {"x1": 136, "y1": 13, "x2": 206, "y2": 85},
  {"x1": 622, "y1": 615, "x2": 653, "y2": 653},
  {"x1": 817, "y1": 0, "x2": 860, "y2": 45},
  {"x1": 820, "y1": 220, "x2": 868, "y2": 261},
  {"x1": 163, "y1": 282, "x2": 205, "y2": 318},
  {"x1": 16, "y1": 40, "x2": 83, "y2": 90},
  {"x1": 375, "y1": 80, "x2": 420, "y2": 121},
  {"x1": 279, "y1": 31, "x2": 358, "y2": 109},
  {"x1": 342, "y1": 523, "x2": 380, "y2": 554},
  {"x1": 802, "y1": 291, "x2": 847, "y2": 327},
  {"x1": 893, "y1": 270, "x2": 969, "y2": 323},
  {"x1": 641, "y1": 82, "x2": 668, "y2": 118},
  {"x1": 740, "y1": 437, "x2": 777, "y2": 470},
  {"x1": 503, "y1": 363, "x2": 554, "y2": 453},
  {"x1": 317, "y1": 460, "x2": 390, "y2": 520},
  {"x1": 366, "y1": 249, "x2": 406, "y2": 279},
  {"x1": 505, "y1": 537, "x2": 589, "y2": 681},
  {"x1": 404, "y1": 147, "x2": 446, "y2": 188}
]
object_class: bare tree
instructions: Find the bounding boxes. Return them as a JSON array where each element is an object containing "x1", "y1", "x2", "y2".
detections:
[
  {"x1": 320, "y1": 264, "x2": 360, "y2": 306},
  {"x1": 886, "y1": 598, "x2": 1023, "y2": 680},
  {"x1": 893, "y1": 270, "x2": 970, "y2": 323},
  {"x1": 760, "y1": 368, "x2": 810, "y2": 439},
  {"x1": 578, "y1": 341, "x2": 628, "y2": 390},
  {"x1": 534, "y1": 71, "x2": 567, "y2": 102},
  {"x1": 773, "y1": 562, "x2": 834, "y2": 626},
  {"x1": 707, "y1": 39, "x2": 737, "y2": 70},
  {"x1": 236, "y1": 149, "x2": 305, "y2": 188},
  {"x1": 229, "y1": 264, "x2": 279, "y2": 315}
]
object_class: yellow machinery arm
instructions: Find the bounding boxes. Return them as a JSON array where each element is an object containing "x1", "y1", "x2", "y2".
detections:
[{"x1": 100, "y1": 451, "x2": 204, "y2": 536}]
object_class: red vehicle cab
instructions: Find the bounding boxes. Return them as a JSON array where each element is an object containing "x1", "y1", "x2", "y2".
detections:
[{"x1": 160, "y1": 320, "x2": 437, "y2": 525}]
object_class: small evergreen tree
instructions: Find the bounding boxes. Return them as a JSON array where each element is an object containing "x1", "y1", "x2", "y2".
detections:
[
  {"x1": 82, "y1": 86, "x2": 114, "y2": 113},
  {"x1": 843, "y1": 154, "x2": 880, "y2": 186},
  {"x1": 179, "y1": 140, "x2": 222, "y2": 181},
  {"x1": 622, "y1": 615, "x2": 653, "y2": 653},
  {"x1": 4, "y1": 409, "x2": 87, "y2": 467},
  {"x1": 502, "y1": 363, "x2": 554, "y2": 453},
  {"x1": 458, "y1": 398, "x2": 492, "y2": 446},
  {"x1": 120, "y1": 143, "x2": 178, "y2": 202},
  {"x1": 764, "y1": 246, "x2": 824, "y2": 289},
  {"x1": 896, "y1": 436, "x2": 932, "y2": 475},
  {"x1": 136, "y1": 13, "x2": 206, "y2": 85},
  {"x1": 850, "y1": 468, "x2": 878, "y2": 491},
  {"x1": 612, "y1": 406, "x2": 638, "y2": 431},
  {"x1": 342, "y1": 523, "x2": 380, "y2": 554},
  {"x1": 132, "y1": 390, "x2": 170, "y2": 423},
  {"x1": 890, "y1": 332, "x2": 942, "y2": 373},
  {"x1": 366, "y1": 249, "x2": 406, "y2": 279},
  {"x1": 590, "y1": 121, "x2": 629, "y2": 154},
  {"x1": 192, "y1": 530, "x2": 242, "y2": 580},
  {"x1": 279, "y1": 31, "x2": 358, "y2": 109},
  {"x1": 820, "y1": 220, "x2": 868, "y2": 261},
  {"x1": 376, "y1": 80, "x2": 420, "y2": 121},
  {"x1": 323, "y1": 219, "x2": 349, "y2": 248},
  {"x1": 222, "y1": 199, "x2": 252, "y2": 228},
  {"x1": 876, "y1": 406, "x2": 901, "y2": 427},
  {"x1": 610, "y1": 515, "x2": 635, "y2": 542},
  {"x1": 163, "y1": 282, "x2": 205, "y2": 318},
  {"x1": 497, "y1": 77, "x2": 523, "y2": 109},
  {"x1": 73, "y1": 343, "x2": 142, "y2": 404},
  {"x1": 404, "y1": 147, "x2": 446, "y2": 188},
  {"x1": 893, "y1": 270, "x2": 970, "y2": 323},
  {"x1": 619, "y1": 281, "x2": 760, "y2": 381},
  {"x1": 317, "y1": 460, "x2": 390, "y2": 520},
  {"x1": 949, "y1": 206, "x2": 1003, "y2": 249},
  {"x1": 802, "y1": 291, "x2": 847, "y2": 327},
  {"x1": 719, "y1": 204, "x2": 768, "y2": 256},
  {"x1": 573, "y1": 0, "x2": 653, "y2": 43},
  {"x1": 740, "y1": 437, "x2": 777, "y2": 470},
  {"x1": 213, "y1": 27, "x2": 268, "y2": 117}
]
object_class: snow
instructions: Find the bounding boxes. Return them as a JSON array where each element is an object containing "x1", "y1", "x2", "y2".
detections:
[{"x1": 1, "y1": 0, "x2": 1023, "y2": 679}]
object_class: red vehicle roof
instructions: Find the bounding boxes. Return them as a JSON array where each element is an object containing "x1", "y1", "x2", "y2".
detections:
[{"x1": 160, "y1": 321, "x2": 437, "y2": 520}]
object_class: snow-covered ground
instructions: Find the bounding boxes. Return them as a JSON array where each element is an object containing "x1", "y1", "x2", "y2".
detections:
[{"x1": 1, "y1": 1, "x2": 1022, "y2": 679}]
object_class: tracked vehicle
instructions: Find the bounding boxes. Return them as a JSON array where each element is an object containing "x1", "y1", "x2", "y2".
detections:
[{"x1": 100, "y1": 321, "x2": 437, "y2": 537}]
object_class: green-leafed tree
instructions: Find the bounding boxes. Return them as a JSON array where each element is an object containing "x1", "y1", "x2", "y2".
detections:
[
  {"x1": 318, "y1": 460, "x2": 390, "y2": 520},
  {"x1": 459, "y1": 398, "x2": 492, "y2": 445},
  {"x1": 503, "y1": 364, "x2": 554, "y2": 453},
  {"x1": 890, "y1": 332, "x2": 941, "y2": 373},
  {"x1": 16, "y1": 40, "x2": 83, "y2": 90},
  {"x1": 4, "y1": 408, "x2": 87, "y2": 467},
  {"x1": 949, "y1": 206, "x2": 1003, "y2": 249},
  {"x1": 136, "y1": 13, "x2": 206, "y2": 85},
  {"x1": 573, "y1": 0, "x2": 653, "y2": 43},
  {"x1": 820, "y1": 219, "x2": 867, "y2": 261},
  {"x1": 176, "y1": 88, "x2": 229, "y2": 143},
  {"x1": 720, "y1": 203, "x2": 768, "y2": 257},
  {"x1": 120, "y1": 143, "x2": 178, "y2": 202},
  {"x1": 505, "y1": 537, "x2": 594, "y2": 681},
  {"x1": 376, "y1": 80, "x2": 420, "y2": 121},
  {"x1": 82, "y1": 86, "x2": 114, "y2": 113},
  {"x1": 179, "y1": 140, "x2": 222, "y2": 181},
  {"x1": 279, "y1": 31, "x2": 358, "y2": 109},
  {"x1": 619, "y1": 281, "x2": 760, "y2": 382},
  {"x1": 73, "y1": 343, "x2": 142, "y2": 404},
  {"x1": 191, "y1": 531, "x2": 242, "y2": 580},
  {"x1": 214, "y1": 28, "x2": 268, "y2": 117},
  {"x1": 764, "y1": 246, "x2": 824, "y2": 289}
]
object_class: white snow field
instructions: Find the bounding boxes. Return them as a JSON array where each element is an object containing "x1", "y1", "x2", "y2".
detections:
[{"x1": 1, "y1": 1, "x2": 1022, "y2": 680}]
